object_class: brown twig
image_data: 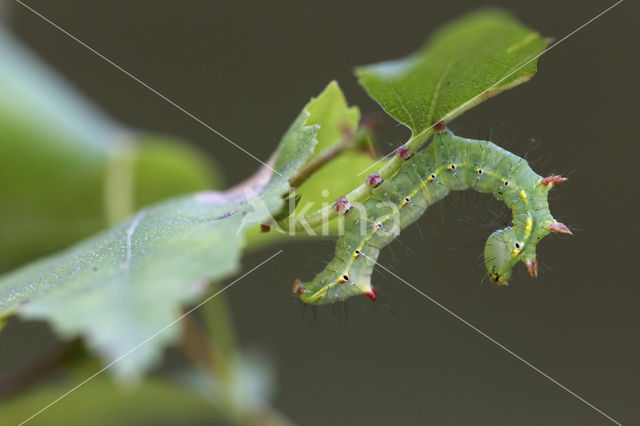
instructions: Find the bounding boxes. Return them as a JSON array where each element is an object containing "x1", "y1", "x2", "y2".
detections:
[
  {"x1": 180, "y1": 315, "x2": 216, "y2": 376},
  {"x1": 288, "y1": 136, "x2": 353, "y2": 188},
  {"x1": 288, "y1": 119, "x2": 379, "y2": 189},
  {"x1": 0, "y1": 338, "x2": 83, "y2": 400}
]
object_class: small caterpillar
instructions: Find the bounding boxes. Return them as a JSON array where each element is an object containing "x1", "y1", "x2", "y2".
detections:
[{"x1": 294, "y1": 129, "x2": 571, "y2": 305}]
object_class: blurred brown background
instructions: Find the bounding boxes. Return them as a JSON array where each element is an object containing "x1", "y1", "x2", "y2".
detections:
[{"x1": 1, "y1": 0, "x2": 636, "y2": 424}]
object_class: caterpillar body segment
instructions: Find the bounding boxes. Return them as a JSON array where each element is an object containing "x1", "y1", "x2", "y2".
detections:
[{"x1": 295, "y1": 130, "x2": 569, "y2": 304}]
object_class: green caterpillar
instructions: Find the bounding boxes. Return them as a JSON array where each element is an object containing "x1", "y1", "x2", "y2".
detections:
[{"x1": 293, "y1": 128, "x2": 571, "y2": 305}]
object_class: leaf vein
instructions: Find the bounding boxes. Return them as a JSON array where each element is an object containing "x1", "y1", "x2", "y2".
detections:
[
  {"x1": 427, "y1": 61, "x2": 454, "y2": 125},
  {"x1": 389, "y1": 84, "x2": 417, "y2": 131},
  {"x1": 123, "y1": 211, "x2": 145, "y2": 270}
]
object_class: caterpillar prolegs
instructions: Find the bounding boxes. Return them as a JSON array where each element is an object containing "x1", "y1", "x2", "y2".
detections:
[{"x1": 294, "y1": 129, "x2": 571, "y2": 305}]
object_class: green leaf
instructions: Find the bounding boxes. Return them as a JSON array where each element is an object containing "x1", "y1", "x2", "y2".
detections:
[
  {"x1": 304, "y1": 81, "x2": 360, "y2": 157},
  {"x1": 0, "y1": 27, "x2": 220, "y2": 271},
  {"x1": 295, "y1": 82, "x2": 376, "y2": 215},
  {"x1": 355, "y1": 9, "x2": 547, "y2": 136},
  {"x1": 0, "y1": 100, "x2": 318, "y2": 379},
  {"x1": 244, "y1": 82, "x2": 376, "y2": 247}
]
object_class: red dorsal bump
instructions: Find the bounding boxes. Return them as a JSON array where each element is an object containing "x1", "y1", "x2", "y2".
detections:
[
  {"x1": 396, "y1": 145, "x2": 414, "y2": 160},
  {"x1": 365, "y1": 173, "x2": 384, "y2": 188},
  {"x1": 334, "y1": 196, "x2": 353, "y2": 214}
]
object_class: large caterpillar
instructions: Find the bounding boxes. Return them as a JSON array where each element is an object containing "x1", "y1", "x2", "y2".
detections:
[{"x1": 294, "y1": 128, "x2": 571, "y2": 305}]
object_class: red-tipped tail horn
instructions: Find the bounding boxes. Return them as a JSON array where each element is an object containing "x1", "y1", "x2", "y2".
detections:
[
  {"x1": 363, "y1": 285, "x2": 377, "y2": 302},
  {"x1": 525, "y1": 259, "x2": 539, "y2": 278},
  {"x1": 540, "y1": 175, "x2": 567, "y2": 187},
  {"x1": 548, "y1": 222, "x2": 573, "y2": 235},
  {"x1": 292, "y1": 279, "x2": 305, "y2": 296}
]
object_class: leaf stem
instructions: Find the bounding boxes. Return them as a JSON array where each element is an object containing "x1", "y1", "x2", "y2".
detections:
[
  {"x1": 288, "y1": 135, "x2": 353, "y2": 189},
  {"x1": 288, "y1": 119, "x2": 379, "y2": 189}
]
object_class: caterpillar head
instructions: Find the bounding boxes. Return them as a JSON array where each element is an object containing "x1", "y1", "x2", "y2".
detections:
[
  {"x1": 484, "y1": 228, "x2": 525, "y2": 285},
  {"x1": 484, "y1": 219, "x2": 572, "y2": 284}
]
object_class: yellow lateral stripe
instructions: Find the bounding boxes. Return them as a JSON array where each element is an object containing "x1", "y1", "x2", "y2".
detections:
[{"x1": 524, "y1": 216, "x2": 533, "y2": 237}]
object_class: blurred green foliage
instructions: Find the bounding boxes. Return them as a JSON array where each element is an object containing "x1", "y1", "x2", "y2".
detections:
[
  {"x1": 0, "y1": 376, "x2": 223, "y2": 425},
  {"x1": 0, "y1": 28, "x2": 220, "y2": 272}
]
